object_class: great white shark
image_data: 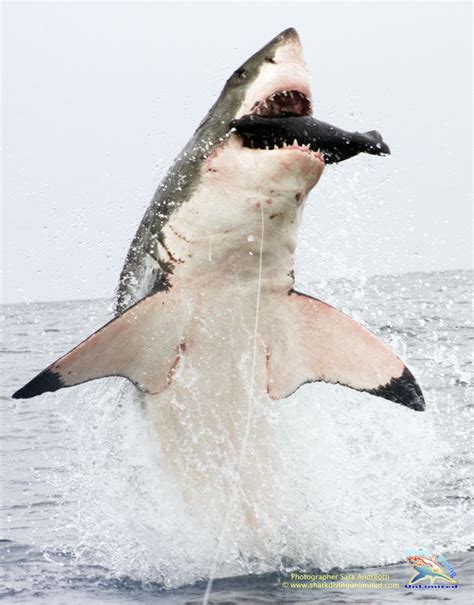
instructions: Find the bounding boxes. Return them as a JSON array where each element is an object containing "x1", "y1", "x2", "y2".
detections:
[{"x1": 13, "y1": 29, "x2": 424, "y2": 526}]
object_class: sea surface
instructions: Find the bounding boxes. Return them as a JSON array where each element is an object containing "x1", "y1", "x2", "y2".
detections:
[{"x1": 1, "y1": 270, "x2": 472, "y2": 604}]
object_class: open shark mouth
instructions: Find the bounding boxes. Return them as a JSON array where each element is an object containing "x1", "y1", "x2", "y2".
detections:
[
  {"x1": 251, "y1": 90, "x2": 312, "y2": 118},
  {"x1": 232, "y1": 88, "x2": 390, "y2": 164}
]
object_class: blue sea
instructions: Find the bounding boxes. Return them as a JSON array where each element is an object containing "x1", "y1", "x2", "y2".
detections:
[{"x1": 1, "y1": 270, "x2": 472, "y2": 604}]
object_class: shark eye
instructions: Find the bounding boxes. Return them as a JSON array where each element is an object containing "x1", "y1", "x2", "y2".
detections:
[{"x1": 234, "y1": 68, "x2": 247, "y2": 81}]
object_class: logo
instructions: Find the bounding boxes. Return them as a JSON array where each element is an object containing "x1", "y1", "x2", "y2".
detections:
[{"x1": 404, "y1": 549, "x2": 458, "y2": 589}]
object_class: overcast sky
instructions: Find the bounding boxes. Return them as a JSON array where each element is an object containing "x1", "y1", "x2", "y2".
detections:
[{"x1": 2, "y1": 1, "x2": 472, "y2": 304}]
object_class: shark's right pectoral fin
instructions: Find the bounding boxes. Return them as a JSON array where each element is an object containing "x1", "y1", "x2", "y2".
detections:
[
  {"x1": 12, "y1": 293, "x2": 184, "y2": 399},
  {"x1": 266, "y1": 291, "x2": 424, "y2": 411}
]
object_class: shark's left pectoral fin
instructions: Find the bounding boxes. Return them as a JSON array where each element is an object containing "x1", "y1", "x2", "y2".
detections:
[
  {"x1": 12, "y1": 292, "x2": 184, "y2": 399},
  {"x1": 266, "y1": 291, "x2": 424, "y2": 411}
]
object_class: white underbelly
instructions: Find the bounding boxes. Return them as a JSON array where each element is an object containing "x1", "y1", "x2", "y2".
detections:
[{"x1": 143, "y1": 297, "x2": 283, "y2": 532}]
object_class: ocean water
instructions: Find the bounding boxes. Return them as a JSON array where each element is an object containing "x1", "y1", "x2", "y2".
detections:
[{"x1": 1, "y1": 270, "x2": 472, "y2": 604}]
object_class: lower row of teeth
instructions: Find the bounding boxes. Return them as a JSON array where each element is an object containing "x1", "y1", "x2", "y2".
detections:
[{"x1": 255, "y1": 140, "x2": 321, "y2": 153}]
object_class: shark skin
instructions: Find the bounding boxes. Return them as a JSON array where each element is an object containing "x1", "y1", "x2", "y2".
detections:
[{"x1": 12, "y1": 30, "x2": 425, "y2": 524}]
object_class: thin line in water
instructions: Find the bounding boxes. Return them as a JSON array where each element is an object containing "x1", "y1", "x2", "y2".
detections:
[{"x1": 202, "y1": 201, "x2": 265, "y2": 605}]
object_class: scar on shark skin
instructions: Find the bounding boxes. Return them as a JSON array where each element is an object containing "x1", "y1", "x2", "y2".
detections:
[
  {"x1": 168, "y1": 224, "x2": 192, "y2": 244},
  {"x1": 166, "y1": 342, "x2": 187, "y2": 386}
]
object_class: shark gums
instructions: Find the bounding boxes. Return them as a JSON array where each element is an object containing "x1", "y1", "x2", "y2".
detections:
[{"x1": 13, "y1": 29, "x2": 424, "y2": 530}]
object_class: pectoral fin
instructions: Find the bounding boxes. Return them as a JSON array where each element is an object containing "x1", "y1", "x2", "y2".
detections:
[
  {"x1": 12, "y1": 291, "x2": 185, "y2": 399},
  {"x1": 266, "y1": 291, "x2": 424, "y2": 411}
]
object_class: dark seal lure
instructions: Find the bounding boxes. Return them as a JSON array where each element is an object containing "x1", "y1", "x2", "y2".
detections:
[{"x1": 231, "y1": 114, "x2": 390, "y2": 164}]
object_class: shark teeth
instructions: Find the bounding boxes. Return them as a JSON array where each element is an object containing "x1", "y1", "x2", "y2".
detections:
[
  {"x1": 243, "y1": 135, "x2": 318, "y2": 153},
  {"x1": 253, "y1": 90, "x2": 311, "y2": 118}
]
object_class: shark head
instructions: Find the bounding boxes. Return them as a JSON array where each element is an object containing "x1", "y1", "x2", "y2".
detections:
[
  {"x1": 194, "y1": 28, "x2": 325, "y2": 226},
  {"x1": 199, "y1": 27, "x2": 312, "y2": 130}
]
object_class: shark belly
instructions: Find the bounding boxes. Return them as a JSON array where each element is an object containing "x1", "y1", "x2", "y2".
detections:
[
  {"x1": 132, "y1": 159, "x2": 304, "y2": 530},
  {"x1": 144, "y1": 289, "x2": 284, "y2": 534}
]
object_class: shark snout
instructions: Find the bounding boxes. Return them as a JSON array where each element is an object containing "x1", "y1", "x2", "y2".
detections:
[{"x1": 234, "y1": 28, "x2": 311, "y2": 120}]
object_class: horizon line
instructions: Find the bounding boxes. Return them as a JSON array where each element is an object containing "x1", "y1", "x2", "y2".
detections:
[{"x1": 1, "y1": 267, "x2": 472, "y2": 308}]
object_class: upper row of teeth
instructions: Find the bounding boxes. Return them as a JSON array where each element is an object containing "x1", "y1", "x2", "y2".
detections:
[
  {"x1": 268, "y1": 90, "x2": 306, "y2": 101},
  {"x1": 255, "y1": 90, "x2": 306, "y2": 111}
]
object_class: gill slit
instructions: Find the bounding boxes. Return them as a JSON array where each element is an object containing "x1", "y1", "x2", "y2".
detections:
[{"x1": 202, "y1": 184, "x2": 265, "y2": 605}]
